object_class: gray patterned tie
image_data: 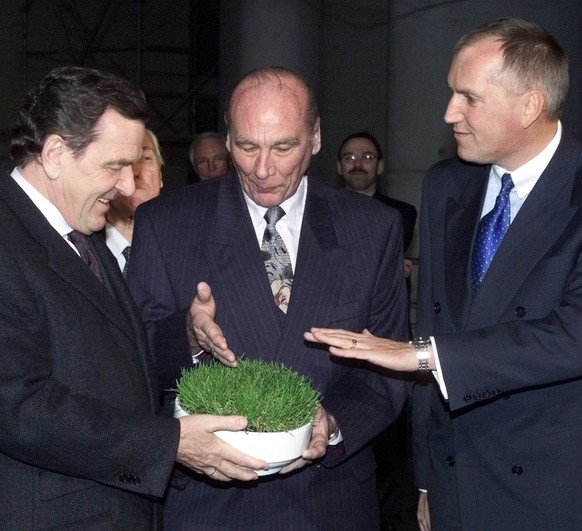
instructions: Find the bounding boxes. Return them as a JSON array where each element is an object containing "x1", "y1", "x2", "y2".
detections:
[{"x1": 261, "y1": 207, "x2": 293, "y2": 313}]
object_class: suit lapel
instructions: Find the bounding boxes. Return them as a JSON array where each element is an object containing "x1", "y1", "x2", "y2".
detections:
[
  {"x1": 467, "y1": 136, "x2": 580, "y2": 328},
  {"x1": 279, "y1": 179, "x2": 345, "y2": 353},
  {"x1": 1, "y1": 175, "x2": 137, "y2": 343},
  {"x1": 443, "y1": 166, "x2": 489, "y2": 328},
  {"x1": 202, "y1": 175, "x2": 283, "y2": 356}
]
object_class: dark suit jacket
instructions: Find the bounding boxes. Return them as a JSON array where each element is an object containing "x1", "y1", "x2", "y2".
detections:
[
  {"x1": 373, "y1": 191, "x2": 417, "y2": 253},
  {"x1": 128, "y1": 173, "x2": 410, "y2": 530},
  {"x1": 413, "y1": 133, "x2": 582, "y2": 530},
  {"x1": 0, "y1": 174, "x2": 180, "y2": 530}
]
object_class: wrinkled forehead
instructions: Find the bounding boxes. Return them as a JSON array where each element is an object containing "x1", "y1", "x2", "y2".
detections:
[{"x1": 230, "y1": 76, "x2": 309, "y2": 127}]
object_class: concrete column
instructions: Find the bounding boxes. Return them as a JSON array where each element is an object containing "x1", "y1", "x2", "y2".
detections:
[{"x1": 219, "y1": 0, "x2": 323, "y2": 128}]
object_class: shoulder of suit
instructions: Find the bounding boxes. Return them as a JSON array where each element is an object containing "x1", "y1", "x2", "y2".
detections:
[
  {"x1": 138, "y1": 176, "x2": 221, "y2": 214},
  {"x1": 374, "y1": 192, "x2": 416, "y2": 214}
]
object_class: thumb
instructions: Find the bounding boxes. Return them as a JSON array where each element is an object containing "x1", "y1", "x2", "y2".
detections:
[
  {"x1": 204, "y1": 414, "x2": 248, "y2": 433},
  {"x1": 196, "y1": 281, "x2": 212, "y2": 302}
]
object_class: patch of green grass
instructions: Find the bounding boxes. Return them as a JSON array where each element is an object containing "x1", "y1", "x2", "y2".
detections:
[{"x1": 176, "y1": 359, "x2": 320, "y2": 432}]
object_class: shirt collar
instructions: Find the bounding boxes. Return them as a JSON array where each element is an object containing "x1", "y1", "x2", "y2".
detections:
[
  {"x1": 492, "y1": 120, "x2": 562, "y2": 199},
  {"x1": 243, "y1": 175, "x2": 308, "y2": 230},
  {"x1": 105, "y1": 223, "x2": 130, "y2": 257},
  {"x1": 11, "y1": 168, "x2": 74, "y2": 237}
]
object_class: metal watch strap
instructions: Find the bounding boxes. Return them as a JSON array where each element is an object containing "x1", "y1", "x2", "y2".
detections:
[{"x1": 411, "y1": 337, "x2": 431, "y2": 372}]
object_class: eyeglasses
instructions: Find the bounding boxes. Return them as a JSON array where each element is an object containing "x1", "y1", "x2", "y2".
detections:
[
  {"x1": 340, "y1": 153, "x2": 378, "y2": 164},
  {"x1": 196, "y1": 155, "x2": 229, "y2": 168}
]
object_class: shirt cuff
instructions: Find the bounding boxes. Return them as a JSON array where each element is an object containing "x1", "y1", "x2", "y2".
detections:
[
  {"x1": 430, "y1": 336, "x2": 448, "y2": 400},
  {"x1": 328, "y1": 430, "x2": 343, "y2": 446}
]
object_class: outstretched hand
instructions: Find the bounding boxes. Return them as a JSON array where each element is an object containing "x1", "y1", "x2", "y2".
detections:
[
  {"x1": 188, "y1": 281, "x2": 237, "y2": 366},
  {"x1": 304, "y1": 328, "x2": 418, "y2": 372}
]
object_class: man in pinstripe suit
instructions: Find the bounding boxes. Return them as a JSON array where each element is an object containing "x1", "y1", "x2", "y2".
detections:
[{"x1": 129, "y1": 66, "x2": 410, "y2": 530}]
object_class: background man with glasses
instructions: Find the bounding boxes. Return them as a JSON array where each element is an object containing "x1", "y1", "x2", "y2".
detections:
[{"x1": 337, "y1": 131, "x2": 417, "y2": 259}]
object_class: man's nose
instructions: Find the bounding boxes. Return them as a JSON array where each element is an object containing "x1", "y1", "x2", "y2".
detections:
[{"x1": 117, "y1": 166, "x2": 136, "y2": 196}]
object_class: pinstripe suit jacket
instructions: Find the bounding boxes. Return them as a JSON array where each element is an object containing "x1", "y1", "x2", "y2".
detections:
[
  {"x1": 129, "y1": 172, "x2": 410, "y2": 530},
  {"x1": 0, "y1": 173, "x2": 179, "y2": 530}
]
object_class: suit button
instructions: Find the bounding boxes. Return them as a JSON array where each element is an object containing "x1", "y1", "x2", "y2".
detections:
[
  {"x1": 463, "y1": 394, "x2": 472, "y2": 403},
  {"x1": 434, "y1": 302, "x2": 441, "y2": 314},
  {"x1": 482, "y1": 390, "x2": 491, "y2": 399},
  {"x1": 514, "y1": 306, "x2": 526, "y2": 318},
  {"x1": 446, "y1": 456, "x2": 455, "y2": 467},
  {"x1": 473, "y1": 392, "x2": 481, "y2": 401},
  {"x1": 511, "y1": 465, "x2": 523, "y2": 476}
]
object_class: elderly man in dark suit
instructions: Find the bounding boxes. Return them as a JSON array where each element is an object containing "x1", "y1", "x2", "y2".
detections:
[
  {"x1": 0, "y1": 66, "x2": 266, "y2": 530},
  {"x1": 307, "y1": 18, "x2": 582, "y2": 531},
  {"x1": 128, "y1": 66, "x2": 410, "y2": 529}
]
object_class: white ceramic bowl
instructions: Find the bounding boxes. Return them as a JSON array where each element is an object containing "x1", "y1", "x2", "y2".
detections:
[{"x1": 174, "y1": 398, "x2": 312, "y2": 475}]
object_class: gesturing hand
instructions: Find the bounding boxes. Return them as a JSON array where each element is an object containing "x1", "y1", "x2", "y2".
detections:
[{"x1": 188, "y1": 281, "x2": 237, "y2": 367}]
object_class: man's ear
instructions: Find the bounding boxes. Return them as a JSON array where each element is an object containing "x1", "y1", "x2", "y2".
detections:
[
  {"x1": 522, "y1": 90, "x2": 545, "y2": 129},
  {"x1": 377, "y1": 159, "x2": 385, "y2": 175},
  {"x1": 41, "y1": 134, "x2": 65, "y2": 180},
  {"x1": 311, "y1": 119, "x2": 321, "y2": 156}
]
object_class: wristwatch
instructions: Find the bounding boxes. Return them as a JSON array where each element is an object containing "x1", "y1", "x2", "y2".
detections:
[{"x1": 410, "y1": 337, "x2": 431, "y2": 372}]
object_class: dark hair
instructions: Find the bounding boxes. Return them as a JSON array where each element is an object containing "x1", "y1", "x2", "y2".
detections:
[
  {"x1": 455, "y1": 18, "x2": 568, "y2": 120},
  {"x1": 10, "y1": 66, "x2": 149, "y2": 166},
  {"x1": 224, "y1": 66, "x2": 319, "y2": 134},
  {"x1": 337, "y1": 131, "x2": 383, "y2": 161}
]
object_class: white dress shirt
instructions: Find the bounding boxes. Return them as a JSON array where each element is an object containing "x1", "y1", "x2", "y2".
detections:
[
  {"x1": 243, "y1": 175, "x2": 308, "y2": 271},
  {"x1": 105, "y1": 223, "x2": 131, "y2": 273}
]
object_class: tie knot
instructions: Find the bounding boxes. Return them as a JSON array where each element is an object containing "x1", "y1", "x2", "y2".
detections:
[
  {"x1": 500, "y1": 173, "x2": 514, "y2": 194},
  {"x1": 264, "y1": 206, "x2": 285, "y2": 227},
  {"x1": 122, "y1": 246, "x2": 131, "y2": 260},
  {"x1": 68, "y1": 230, "x2": 88, "y2": 249}
]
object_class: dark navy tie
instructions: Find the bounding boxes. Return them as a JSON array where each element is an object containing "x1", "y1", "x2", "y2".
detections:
[
  {"x1": 471, "y1": 173, "x2": 514, "y2": 296},
  {"x1": 261, "y1": 207, "x2": 293, "y2": 313},
  {"x1": 69, "y1": 230, "x2": 103, "y2": 282},
  {"x1": 122, "y1": 245, "x2": 131, "y2": 278}
]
